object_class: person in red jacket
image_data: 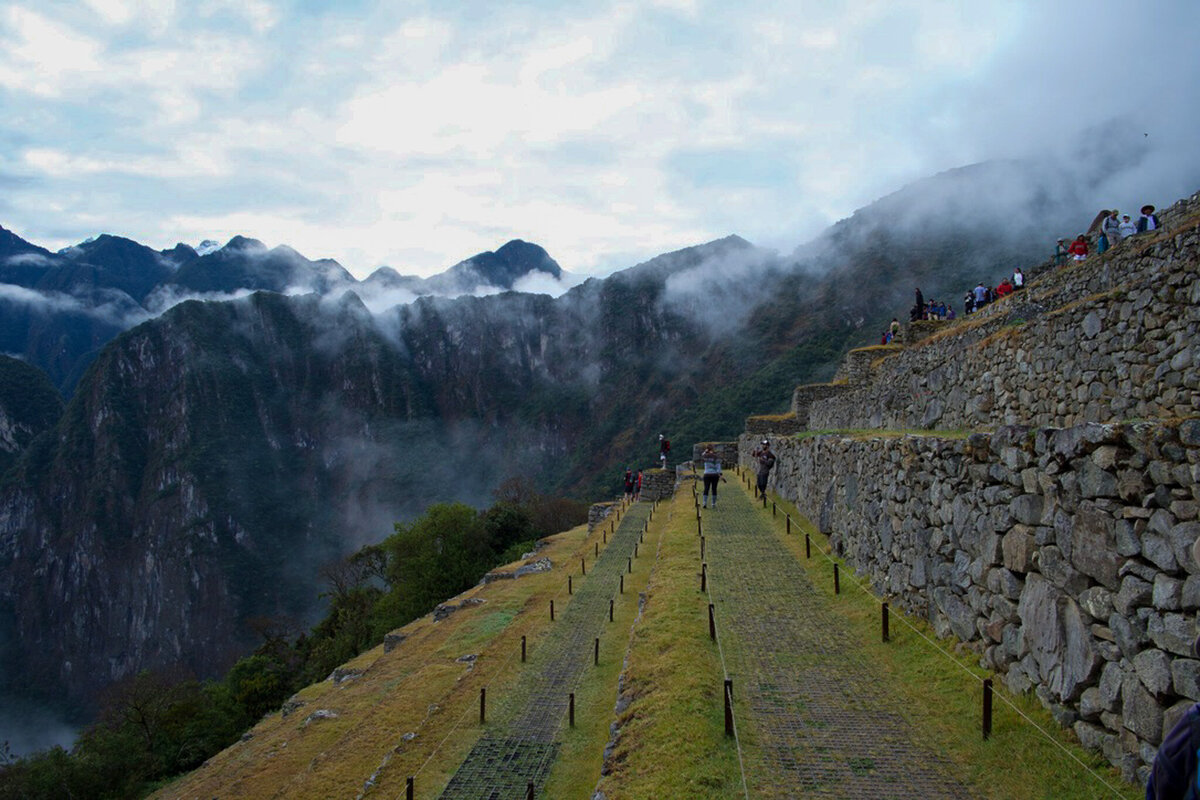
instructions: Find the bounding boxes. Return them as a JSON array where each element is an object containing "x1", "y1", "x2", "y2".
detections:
[{"x1": 1068, "y1": 234, "x2": 1089, "y2": 261}]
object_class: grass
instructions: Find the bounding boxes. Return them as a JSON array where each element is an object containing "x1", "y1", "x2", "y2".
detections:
[
  {"x1": 588, "y1": 487, "x2": 744, "y2": 799},
  {"x1": 151, "y1": 508, "x2": 634, "y2": 800},
  {"x1": 747, "y1": 412, "x2": 797, "y2": 422},
  {"x1": 753, "y1": 486, "x2": 1141, "y2": 800},
  {"x1": 541, "y1": 501, "x2": 670, "y2": 798}
]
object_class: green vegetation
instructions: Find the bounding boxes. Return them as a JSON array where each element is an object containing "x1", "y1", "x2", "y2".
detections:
[
  {"x1": 0, "y1": 485, "x2": 586, "y2": 800},
  {"x1": 589, "y1": 487, "x2": 743, "y2": 798}
]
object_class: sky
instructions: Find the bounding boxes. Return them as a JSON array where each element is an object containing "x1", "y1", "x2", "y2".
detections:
[{"x1": 1, "y1": 0, "x2": 1198, "y2": 280}]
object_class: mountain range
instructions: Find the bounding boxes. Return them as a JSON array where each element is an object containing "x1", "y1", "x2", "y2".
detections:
[{"x1": 0, "y1": 158, "x2": 1112, "y2": 717}]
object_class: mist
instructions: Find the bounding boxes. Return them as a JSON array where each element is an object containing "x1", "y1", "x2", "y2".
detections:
[{"x1": 0, "y1": 693, "x2": 77, "y2": 758}]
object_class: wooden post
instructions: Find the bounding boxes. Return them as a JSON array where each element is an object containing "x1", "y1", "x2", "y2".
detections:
[
  {"x1": 521, "y1": 635, "x2": 526, "y2": 662},
  {"x1": 772, "y1": 501, "x2": 776, "y2": 517},
  {"x1": 700, "y1": 535, "x2": 705, "y2": 560},
  {"x1": 550, "y1": 599, "x2": 555, "y2": 620},
  {"x1": 805, "y1": 533, "x2": 811, "y2": 559},
  {"x1": 595, "y1": 542, "x2": 599, "y2": 557},
  {"x1": 569, "y1": 692, "x2": 575, "y2": 727},
  {"x1": 834, "y1": 563, "x2": 840, "y2": 594},
  {"x1": 620, "y1": 575, "x2": 624, "y2": 594},
  {"x1": 983, "y1": 678, "x2": 993, "y2": 740},
  {"x1": 708, "y1": 603, "x2": 716, "y2": 641},
  {"x1": 786, "y1": 515, "x2": 791, "y2": 535},
  {"x1": 609, "y1": 598, "x2": 614, "y2": 622},
  {"x1": 526, "y1": 782, "x2": 534, "y2": 800},
  {"x1": 627, "y1": 556, "x2": 632, "y2": 574},
  {"x1": 724, "y1": 679, "x2": 734, "y2": 736},
  {"x1": 581, "y1": 557, "x2": 586, "y2": 575},
  {"x1": 594, "y1": 637, "x2": 599, "y2": 666},
  {"x1": 406, "y1": 777, "x2": 414, "y2": 800},
  {"x1": 480, "y1": 687, "x2": 486, "y2": 724},
  {"x1": 568, "y1": 575, "x2": 572, "y2": 595},
  {"x1": 701, "y1": 563, "x2": 707, "y2": 592},
  {"x1": 882, "y1": 602, "x2": 890, "y2": 643}
]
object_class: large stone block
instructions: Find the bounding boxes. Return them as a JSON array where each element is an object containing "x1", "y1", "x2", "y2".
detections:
[
  {"x1": 1133, "y1": 649, "x2": 1173, "y2": 697},
  {"x1": 1011, "y1": 494, "x2": 1044, "y2": 525},
  {"x1": 1017, "y1": 574, "x2": 1099, "y2": 701},
  {"x1": 1071, "y1": 503, "x2": 1122, "y2": 589},
  {"x1": 1122, "y1": 673, "x2": 1165, "y2": 745},
  {"x1": 1001, "y1": 525, "x2": 1036, "y2": 573}
]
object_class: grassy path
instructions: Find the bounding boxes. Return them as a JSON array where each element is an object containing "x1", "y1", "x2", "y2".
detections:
[
  {"x1": 703, "y1": 476, "x2": 973, "y2": 799},
  {"x1": 438, "y1": 502, "x2": 654, "y2": 799}
]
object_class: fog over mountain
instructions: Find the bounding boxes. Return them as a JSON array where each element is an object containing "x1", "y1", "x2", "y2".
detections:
[{"x1": 1, "y1": 150, "x2": 1191, "y2": 750}]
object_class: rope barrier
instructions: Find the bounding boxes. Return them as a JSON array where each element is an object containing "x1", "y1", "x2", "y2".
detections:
[{"x1": 756, "y1": 488, "x2": 1129, "y2": 799}]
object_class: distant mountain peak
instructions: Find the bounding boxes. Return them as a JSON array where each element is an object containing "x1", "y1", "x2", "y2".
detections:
[
  {"x1": 221, "y1": 235, "x2": 267, "y2": 253},
  {"x1": 195, "y1": 240, "x2": 221, "y2": 256}
]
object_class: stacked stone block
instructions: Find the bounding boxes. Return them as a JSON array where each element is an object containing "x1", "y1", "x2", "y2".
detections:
[{"x1": 751, "y1": 419, "x2": 1200, "y2": 783}]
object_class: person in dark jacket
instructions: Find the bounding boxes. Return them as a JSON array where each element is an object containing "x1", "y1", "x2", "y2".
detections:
[{"x1": 1137, "y1": 204, "x2": 1161, "y2": 233}]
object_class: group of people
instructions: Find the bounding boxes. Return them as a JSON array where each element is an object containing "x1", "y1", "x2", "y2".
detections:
[
  {"x1": 693, "y1": 439, "x2": 777, "y2": 509},
  {"x1": 964, "y1": 268, "x2": 1024, "y2": 314},
  {"x1": 909, "y1": 288, "x2": 958, "y2": 324},
  {"x1": 1054, "y1": 204, "x2": 1162, "y2": 265},
  {"x1": 907, "y1": 267, "x2": 1026, "y2": 326},
  {"x1": 622, "y1": 467, "x2": 643, "y2": 502}
]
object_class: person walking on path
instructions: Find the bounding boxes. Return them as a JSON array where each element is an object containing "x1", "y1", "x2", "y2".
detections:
[
  {"x1": 623, "y1": 468, "x2": 635, "y2": 502},
  {"x1": 700, "y1": 445, "x2": 727, "y2": 508},
  {"x1": 751, "y1": 439, "x2": 776, "y2": 498}
]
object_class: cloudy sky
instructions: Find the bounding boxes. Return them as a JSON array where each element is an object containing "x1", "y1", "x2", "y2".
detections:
[{"x1": 1, "y1": 0, "x2": 1197, "y2": 279}]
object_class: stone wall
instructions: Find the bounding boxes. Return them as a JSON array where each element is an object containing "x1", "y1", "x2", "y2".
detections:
[
  {"x1": 790, "y1": 383, "x2": 851, "y2": 426},
  {"x1": 745, "y1": 414, "x2": 803, "y2": 436},
  {"x1": 806, "y1": 214, "x2": 1200, "y2": 432},
  {"x1": 749, "y1": 420, "x2": 1200, "y2": 783},
  {"x1": 691, "y1": 441, "x2": 739, "y2": 469},
  {"x1": 639, "y1": 469, "x2": 676, "y2": 501},
  {"x1": 588, "y1": 501, "x2": 619, "y2": 532}
]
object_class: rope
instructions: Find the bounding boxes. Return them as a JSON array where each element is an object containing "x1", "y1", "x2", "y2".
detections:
[{"x1": 759, "y1": 489, "x2": 1129, "y2": 799}]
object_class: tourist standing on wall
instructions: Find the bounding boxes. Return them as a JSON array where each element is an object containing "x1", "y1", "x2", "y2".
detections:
[
  {"x1": 700, "y1": 445, "x2": 726, "y2": 509},
  {"x1": 751, "y1": 439, "x2": 776, "y2": 498},
  {"x1": 1137, "y1": 204, "x2": 1160, "y2": 233},
  {"x1": 1068, "y1": 235, "x2": 1089, "y2": 261},
  {"x1": 659, "y1": 434, "x2": 671, "y2": 470},
  {"x1": 1099, "y1": 209, "x2": 1120, "y2": 251},
  {"x1": 624, "y1": 469, "x2": 635, "y2": 502},
  {"x1": 1054, "y1": 238, "x2": 1068, "y2": 266},
  {"x1": 1118, "y1": 214, "x2": 1137, "y2": 239}
]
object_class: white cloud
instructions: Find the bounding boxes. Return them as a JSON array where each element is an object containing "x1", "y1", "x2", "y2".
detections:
[{"x1": 2, "y1": 0, "x2": 1198, "y2": 284}]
